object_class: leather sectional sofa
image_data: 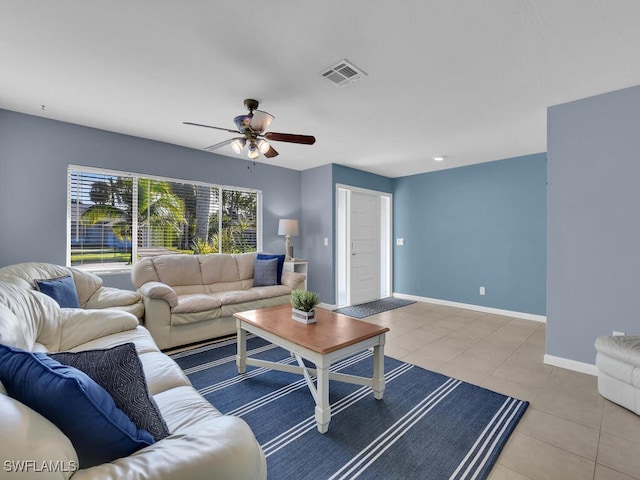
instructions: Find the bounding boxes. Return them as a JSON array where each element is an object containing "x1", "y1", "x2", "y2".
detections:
[
  {"x1": 131, "y1": 252, "x2": 306, "y2": 349},
  {"x1": 0, "y1": 281, "x2": 266, "y2": 480},
  {"x1": 0, "y1": 262, "x2": 144, "y2": 320}
]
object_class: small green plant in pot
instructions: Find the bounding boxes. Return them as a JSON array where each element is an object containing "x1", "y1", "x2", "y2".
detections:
[{"x1": 290, "y1": 289, "x2": 320, "y2": 324}]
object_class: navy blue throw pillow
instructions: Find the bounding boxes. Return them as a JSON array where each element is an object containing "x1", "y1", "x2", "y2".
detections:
[
  {"x1": 34, "y1": 275, "x2": 80, "y2": 308},
  {"x1": 256, "y1": 253, "x2": 286, "y2": 284},
  {"x1": 0, "y1": 343, "x2": 154, "y2": 468}
]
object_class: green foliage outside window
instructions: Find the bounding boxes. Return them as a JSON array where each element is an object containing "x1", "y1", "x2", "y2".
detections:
[{"x1": 69, "y1": 168, "x2": 260, "y2": 268}]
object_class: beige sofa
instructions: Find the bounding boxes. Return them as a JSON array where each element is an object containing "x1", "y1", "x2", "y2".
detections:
[
  {"x1": 0, "y1": 281, "x2": 266, "y2": 480},
  {"x1": 0, "y1": 262, "x2": 144, "y2": 320},
  {"x1": 131, "y1": 252, "x2": 306, "y2": 350}
]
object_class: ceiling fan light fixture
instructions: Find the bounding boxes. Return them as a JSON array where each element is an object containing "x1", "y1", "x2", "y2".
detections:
[
  {"x1": 231, "y1": 138, "x2": 246, "y2": 154},
  {"x1": 257, "y1": 139, "x2": 270, "y2": 154},
  {"x1": 247, "y1": 143, "x2": 260, "y2": 159}
]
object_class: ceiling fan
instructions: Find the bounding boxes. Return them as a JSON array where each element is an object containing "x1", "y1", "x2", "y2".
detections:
[{"x1": 183, "y1": 99, "x2": 316, "y2": 160}]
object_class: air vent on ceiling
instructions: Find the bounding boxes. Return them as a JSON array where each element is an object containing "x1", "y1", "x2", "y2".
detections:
[{"x1": 321, "y1": 59, "x2": 367, "y2": 87}]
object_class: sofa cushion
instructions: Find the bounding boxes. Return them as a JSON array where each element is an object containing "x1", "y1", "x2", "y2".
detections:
[
  {"x1": 57, "y1": 308, "x2": 139, "y2": 352},
  {"x1": 0, "y1": 343, "x2": 154, "y2": 468},
  {"x1": 66, "y1": 326, "x2": 159, "y2": 355},
  {"x1": 49, "y1": 343, "x2": 170, "y2": 442},
  {"x1": 84, "y1": 286, "x2": 141, "y2": 309},
  {"x1": 0, "y1": 282, "x2": 61, "y2": 352},
  {"x1": 256, "y1": 253, "x2": 285, "y2": 284},
  {"x1": 235, "y1": 252, "x2": 258, "y2": 280},
  {"x1": 173, "y1": 293, "x2": 223, "y2": 314},
  {"x1": 35, "y1": 275, "x2": 81, "y2": 308},
  {"x1": 0, "y1": 304, "x2": 32, "y2": 351},
  {"x1": 138, "y1": 350, "x2": 191, "y2": 395},
  {"x1": 253, "y1": 258, "x2": 279, "y2": 287},
  {"x1": 219, "y1": 289, "x2": 264, "y2": 305},
  {"x1": 68, "y1": 266, "x2": 104, "y2": 306},
  {"x1": 200, "y1": 254, "x2": 240, "y2": 284},
  {"x1": 153, "y1": 254, "x2": 203, "y2": 286},
  {"x1": 251, "y1": 285, "x2": 292, "y2": 299}
]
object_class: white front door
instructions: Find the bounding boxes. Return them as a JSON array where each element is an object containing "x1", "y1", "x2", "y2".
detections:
[{"x1": 349, "y1": 191, "x2": 381, "y2": 305}]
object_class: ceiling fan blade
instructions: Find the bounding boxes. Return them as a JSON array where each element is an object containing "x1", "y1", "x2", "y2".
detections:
[
  {"x1": 250, "y1": 110, "x2": 274, "y2": 133},
  {"x1": 263, "y1": 144, "x2": 279, "y2": 158},
  {"x1": 204, "y1": 138, "x2": 235, "y2": 152},
  {"x1": 183, "y1": 122, "x2": 239, "y2": 134},
  {"x1": 264, "y1": 132, "x2": 316, "y2": 145}
]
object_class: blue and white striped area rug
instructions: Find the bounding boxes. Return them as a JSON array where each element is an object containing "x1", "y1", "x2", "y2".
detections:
[{"x1": 171, "y1": 335, "x2": 528, "y2": 480}]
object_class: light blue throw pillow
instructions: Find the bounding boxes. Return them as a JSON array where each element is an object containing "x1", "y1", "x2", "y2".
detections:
[
  {"x1": 35, "y1": 275, "x2": 81, "y2": 308},
  {"x1": 256, "y1": 253, "x2": 285, "y2": 284},
  {"x1": 254, "y1": 258, "x2": 279, "y2": 287},
  {"x1": 0, "y1": 343, "x2": 154, "y2": 468}
]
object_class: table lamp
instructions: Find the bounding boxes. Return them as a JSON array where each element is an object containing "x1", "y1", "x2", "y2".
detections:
[{"x1": 278, "y1": 219, "x2": 299, "y2": 260}]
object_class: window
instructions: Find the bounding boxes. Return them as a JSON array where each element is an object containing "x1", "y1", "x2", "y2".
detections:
[{"x1": 67, "y1": 166, "x2": 262, "y2": 272}]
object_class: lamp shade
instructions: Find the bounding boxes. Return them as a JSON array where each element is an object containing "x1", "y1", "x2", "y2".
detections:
[{"x1": 278, "y1": 219, "x2": 299, "y2": 236}]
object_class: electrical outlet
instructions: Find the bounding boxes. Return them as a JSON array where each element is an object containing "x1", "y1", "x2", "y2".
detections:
[
  {"x1": 323, "y1": 237, "x2": 328, "y2": 246},
  {"x1": 479, "y1": 286, "x2": 486, "y2": 296},
  {"x1": 396, "y1": 238, "x2": 404, "y2": 246},
  {"x1": 613, "y1": 331, "x2": 625, "y2": 336}
]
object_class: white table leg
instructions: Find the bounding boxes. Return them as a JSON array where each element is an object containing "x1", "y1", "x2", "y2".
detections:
[
  {"x1": 236, "y1": 321, "x2": 247, "y2": 374},
  {"x1": 372, "y1": 336, "x2": 385, "y2": 400},
  {"x1": 315, "y1": 365, "x2": 331, "y2": 433}
]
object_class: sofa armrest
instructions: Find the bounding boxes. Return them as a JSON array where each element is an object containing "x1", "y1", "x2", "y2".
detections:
[
  {"x1": 281, "y1": 271, "x2": 306, "y2": 289},
  {"x1": 84, "y1": 287, "x2": 141, "y2": 310},
  {"x1": 71, "y1": 387, "x2": 267, "y2": 480},
  {"x1": 138, "y1": 282, "x2": 178, "y2": 309},
  {"x1": 57, "y1": 309, "x2": 139, "y2": 352},
  {"x1": 0, "y1": 393, "x2": 79, "y2": 479}
]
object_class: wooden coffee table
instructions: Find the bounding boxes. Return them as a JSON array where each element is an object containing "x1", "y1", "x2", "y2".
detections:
[{"x1": 233, "y1": 304, "x2": 389, "y2": 433}]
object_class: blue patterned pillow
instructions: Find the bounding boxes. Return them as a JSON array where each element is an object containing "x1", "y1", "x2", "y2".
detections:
[
  {"x1": 49, "y1": 343, "x2": 170, "y2": 442},
  {"x1": 0, "y1": 343, "x2": 154, "y2": 468},
  {"x1": 35, "y1": 275, "x2": 80, "y2": 308},
  {"x1": 254, "y1": 258, "x2": 279, "y2": 287},
  {"x1": 256, "y1": 253, "x2": 285, "y2": 284}
]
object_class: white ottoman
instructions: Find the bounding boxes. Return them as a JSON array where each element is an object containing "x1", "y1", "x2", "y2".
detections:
[{"x1": 595, "y1": 335, "x2": 640, "y2": 415}]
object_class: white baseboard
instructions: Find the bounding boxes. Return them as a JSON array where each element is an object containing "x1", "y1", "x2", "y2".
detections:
[
  {"x1": 318, "y1": 302, "x2": 337, "y2": 310},
  {"x1": 544, "y1": 354, "x2": 598, "y2": 376},
  {"x1": 392, "y1": 293, "x2": 547, "y2": 323}
]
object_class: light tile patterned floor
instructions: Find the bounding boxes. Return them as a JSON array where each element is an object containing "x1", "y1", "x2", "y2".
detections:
[{"x1": 360, "y1": 301, "x2": 640, "y2": 480}]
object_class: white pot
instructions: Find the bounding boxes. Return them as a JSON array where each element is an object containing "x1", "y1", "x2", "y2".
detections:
[{"x1": 292, "y1": 308, "x2": 316, "y2": 324}]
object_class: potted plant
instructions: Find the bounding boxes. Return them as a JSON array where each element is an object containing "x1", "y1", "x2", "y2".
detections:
[{"x1": 290, "y1": 289, "x2": 320, "y2": 324}]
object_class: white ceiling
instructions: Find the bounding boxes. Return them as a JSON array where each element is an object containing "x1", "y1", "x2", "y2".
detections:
[{"x1": 2, "y1": 1, "x2": 640, "y2": 178}]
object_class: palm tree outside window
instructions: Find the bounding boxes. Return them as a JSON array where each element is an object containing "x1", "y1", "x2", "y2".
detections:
[{"x1": 67, "y1": 166, "x2": 261, "y2": 271}]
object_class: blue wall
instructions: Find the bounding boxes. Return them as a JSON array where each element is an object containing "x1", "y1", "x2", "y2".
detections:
[
  {"x1": 332, "y1": 164, "x2": 394, "y2": 194},
  {"x1": 0, "y1": 109, "x2": 301, "y2": 290},
  {"x1": 393, "y1": 154, "x2": 547, "y2": 315},
  {"x1": 548, "y1": 85, "x2": 640, "y2": 364},
  {"x1": 299, "y1": 164, "x2": 393, "y2": 305},
  {"x1": 300, "y1": 164, "x2": 333, "y2": 302},
  {"x1": 0, "y1": 109, "x2": 549, "y2": 318}
]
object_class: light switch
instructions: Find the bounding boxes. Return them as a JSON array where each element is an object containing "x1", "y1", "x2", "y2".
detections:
[{"x1": 323, "y1": 237, "x2": 328, "y2": 246}]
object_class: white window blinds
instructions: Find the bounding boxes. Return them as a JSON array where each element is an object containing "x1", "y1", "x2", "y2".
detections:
[{"x1": 67, "y1": 166, "x2": 261, "y2": 272}]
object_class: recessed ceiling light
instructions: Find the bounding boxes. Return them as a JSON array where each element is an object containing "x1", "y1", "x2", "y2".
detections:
[{"x1": 433, "y1": 155, "x2": 446, "y2": 162}]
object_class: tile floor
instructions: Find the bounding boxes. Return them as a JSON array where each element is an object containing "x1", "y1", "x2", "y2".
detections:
[{"x1": 359, "y1": 301, "x2": 640, "y2": 480}]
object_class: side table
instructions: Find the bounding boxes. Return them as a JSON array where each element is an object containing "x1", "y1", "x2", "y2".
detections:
[{"x1": 284, "y1": 259, "x2": 308, "y2": 290}]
